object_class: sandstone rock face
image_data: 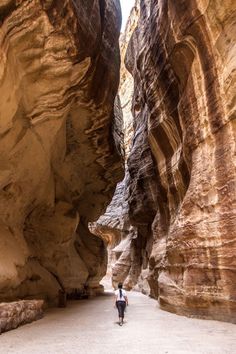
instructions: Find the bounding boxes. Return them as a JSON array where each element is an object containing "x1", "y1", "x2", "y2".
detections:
[
  {"x1": 0, "y1": 0, "x2": 122, "y2": 303},
  {"x1": 90, "y1": 2, "x2": 140, "y2": 290},
  {"x1": 0, "y1": 300, "x2": 44, "y2": 334},
  {"x1": 95, "y1": 0, "x2": 236, "y2": 323},
  {"x1": 126, "y1": 0, "x2": 236, "y2": 323}
]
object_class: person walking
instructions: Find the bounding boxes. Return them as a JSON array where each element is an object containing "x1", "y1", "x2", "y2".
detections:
[{"x1": 114, "y1": 283, "x2": 128, "y2": 326}]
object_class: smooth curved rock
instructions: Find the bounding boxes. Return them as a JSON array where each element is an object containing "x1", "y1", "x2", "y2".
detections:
[{"x1": 0, "y1": 0, "x2": 123, "y2": 303}]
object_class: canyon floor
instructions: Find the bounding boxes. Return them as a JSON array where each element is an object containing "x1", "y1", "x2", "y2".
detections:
[{"x1": 1, "y1": 290, "x2": 236, "y2": 354}]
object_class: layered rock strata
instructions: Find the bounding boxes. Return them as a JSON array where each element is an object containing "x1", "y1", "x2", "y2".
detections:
[
  {"x1": 127, "y1": 0, "x2": 236, "y2": 323},
  {"x1": 95, "y1": 0, "x2": 236, "y2": 323},
  {"x1": 0, "y1": 0, "x2": 122, "y2": 303},
  {"x1": 0, "y1": 300, "x2": 44, "y2": 334}
]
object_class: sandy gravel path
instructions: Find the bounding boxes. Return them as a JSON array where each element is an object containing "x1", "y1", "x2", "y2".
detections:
[{"x1": 1, "y1": 291, "x2": 235, "y2": 354}]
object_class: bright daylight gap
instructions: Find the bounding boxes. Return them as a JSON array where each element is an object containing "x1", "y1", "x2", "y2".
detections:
[{"x1": 120, "y1": 0, "x2": 135, "y2": 32}]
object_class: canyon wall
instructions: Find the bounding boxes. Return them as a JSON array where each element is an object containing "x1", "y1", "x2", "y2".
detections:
[
  {"x1": 95, "y1": 0, "x2": 236, "y2": 323},
  {"x1": 128, "y1": 0, "x2": 236, "y2": 323},
  {"x1": 0, "y1": 0, "x2": 122, "y2": 304}
]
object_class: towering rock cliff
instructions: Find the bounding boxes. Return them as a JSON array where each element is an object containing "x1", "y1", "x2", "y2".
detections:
[
  {"x1": 95, "y1": 0, "x2": 236, "y2": 323},
  {"x1": 127, "y1": 0, "x2": 236, "y2": 323},
  {"x1": 0, "y1": 0, "x2": 122, "y2": 304}
]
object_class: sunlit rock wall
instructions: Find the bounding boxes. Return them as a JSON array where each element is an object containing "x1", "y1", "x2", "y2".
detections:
[
  {"x1": 0, "y1": 0, "x2": 122, "y2": 303},
  {"x1": 109, "y1": 0, "x2": 235, "y2": 323},
  {"x1": 127, "y1": 0, "x2": 236, "y2": 323}
]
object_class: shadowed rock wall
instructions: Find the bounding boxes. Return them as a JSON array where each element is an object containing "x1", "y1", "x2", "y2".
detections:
[
  {"x1": 0, "y1": 0, "x2": 123, "y2": 304},
  {"x1": 90, "y1": 2, "x2": 141, "y2": 290}
]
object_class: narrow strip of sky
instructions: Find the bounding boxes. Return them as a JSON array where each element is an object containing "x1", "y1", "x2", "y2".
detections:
[{"x1": 120, "y1": 0, "x2": 135, "y2": 32}]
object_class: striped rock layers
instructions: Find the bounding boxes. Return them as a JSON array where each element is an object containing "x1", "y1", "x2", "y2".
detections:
[
  {"x1": 125, "y1": 0, "x2": 236, "y2": 323},
  {"x1": 0, "y1": 0, "x2": 122, "y2": 303}
]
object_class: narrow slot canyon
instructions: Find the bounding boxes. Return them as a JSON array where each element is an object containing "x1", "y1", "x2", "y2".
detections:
[{"x1": 0, "y1": 0, "x2": 236, "y2": 352}]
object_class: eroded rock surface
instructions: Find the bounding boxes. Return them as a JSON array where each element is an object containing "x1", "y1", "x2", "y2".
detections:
[
  {"x1": 90, "y1": 2, "x2": 140, "y2": 290},
  {"x1": 95, "y1": 0, "x2": 236, "y2": 323},
  {"x1": 128, "y1": 0, "x2": 236, "y2": 323},
  {"x1": 0, "y1": 300, "x2": 44, "y2": 334},
  {"x1": 0, "y1": 0, "x2": 122, "y2": 303}
]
